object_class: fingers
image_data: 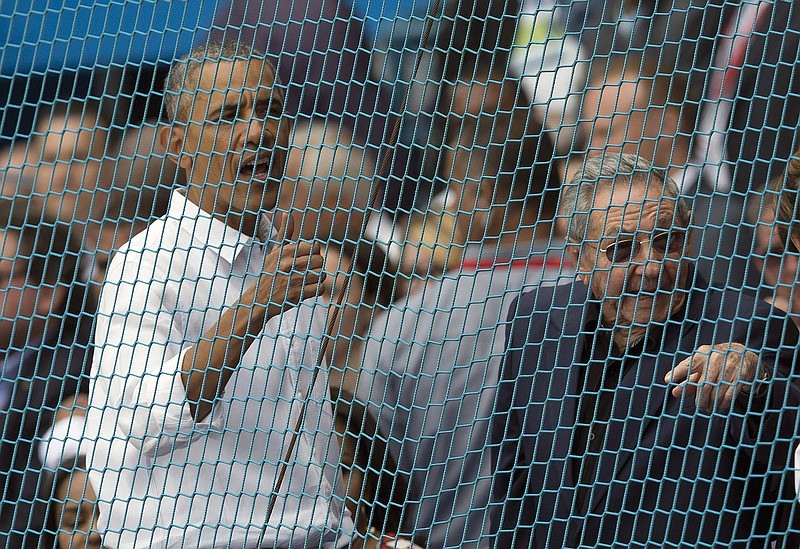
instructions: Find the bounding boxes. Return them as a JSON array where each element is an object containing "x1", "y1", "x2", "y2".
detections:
[
  {"x1": 259, "y1": 217, "x2": 326, "y2": 308},
  {"x1": 302, "y1": 271, "x2": 328, "y2": 298},
  {"x1": 666, "y1": 344, "x2": 751, "y2": 412},
  {"x1": 669, "y1": 353, "x2": 710, "y2": 405},
  {"x1": 273, "y1": 210, "x2": 290, "y2": 243},
  {"x1": 286, "y1": 211, "x2": 298, "y2": 241},
  {"x1": 275, "y1": 242, "x2": 325, "y2": 271},
  {"x1": 666, "y1": 344, "x2": 711, "y2": 385},
  {"x1": 670, "y1": 370, "x2": 702, "y2": 398},
  {"x1": 665, "y1": 356, "x2": 692, "y2": 385}
]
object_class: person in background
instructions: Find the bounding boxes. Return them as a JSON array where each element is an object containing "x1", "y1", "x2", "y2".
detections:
[
  {"x1": 492, "y1": 152, "x2": 800, "y2": 547},
  {"x1": 46, "y1": 455, "x2": 101, "y2": 549},
  {"x1": 399, "y1": 68, "x2": 564, "y2": 281},
  {"x1": 277, "y1": 117, "x2": 397, "y2": 386},
  {"x1": 38, "y1": 393, "x2": 101, "y2": 549},
  {"x1": 747, "y1": 184, "x2": 800, "y2": 322},
  {"x1": 84, "y1": 120, "x2": 179, "y2": 300},
  {"x1": 768, "y1": 150, "x2": 800, "y2": 535},
  {"x1": 0, "y1": 101, "x2": 111, "y2": 224},
  {"x1": 0, "y1": 198, "x2": 93, "y2": 548},
  {"x1": 323, "y1": 238, "x2": 399, "y2": 393},
  {"x1": 571, "y1": 54, "x2": 694, "y2": 180},
  {"x1": 86, "y1": 41, "x2": 350, "y2": 548},
  {"x1": 330, "y1": 387, "x2": 420, "y2": 549},
  {"x1": 357, "y1": 70, "x2": 569, "y2": 548},
  {"x1": 280, "y1": 118, "x2": 374, "y2": 245}
]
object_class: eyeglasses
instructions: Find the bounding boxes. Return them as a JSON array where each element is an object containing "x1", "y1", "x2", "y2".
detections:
[{"x1": 596, "y1": 229, "x2": 685, "y2": 264}]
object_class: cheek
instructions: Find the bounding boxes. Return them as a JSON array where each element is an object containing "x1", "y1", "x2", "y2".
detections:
[
  {"x1": 589, "y1": 269, "x2": 615, "y2": 298},
  {"x1": 662, "y1": 259, "x2": 682, "y2": 285},
  {"x1": 781, "y1": 257, "x2": 800, "y2": 284},
  {"x1": 65, "y1": 163, "x2": 88, "y2": 189},
  {"x1": 34, "y1": 165, "x2": 57, "y2": 191},
  {"x1": 607, "y1": 274, "x2": 632, "y2": 302}
]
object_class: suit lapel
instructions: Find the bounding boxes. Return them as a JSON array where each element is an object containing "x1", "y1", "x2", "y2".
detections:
[{"x1": 545, "y1": 283, "x2": 591, "y2": 460}]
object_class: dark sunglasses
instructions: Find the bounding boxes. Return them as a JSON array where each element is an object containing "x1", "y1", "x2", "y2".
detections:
[{"x1": 598, "y1": 229, "x2": 685, "y2": 264}]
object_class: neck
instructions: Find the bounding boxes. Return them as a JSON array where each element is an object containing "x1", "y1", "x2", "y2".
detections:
[
  {"x1": 611, "y1": 325, "x2": 646, "y2": 353},
  {"x1": 184, "y1": 186, "x2": 258, "y2": 238}
]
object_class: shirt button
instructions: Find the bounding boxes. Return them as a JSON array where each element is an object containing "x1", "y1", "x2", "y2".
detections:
[
  {"x1": 588, "y1": 431, "x2": 595, "y2": 441},
  {"x1": 296, "y1": 391, "x2": 303, "y2": 399}
]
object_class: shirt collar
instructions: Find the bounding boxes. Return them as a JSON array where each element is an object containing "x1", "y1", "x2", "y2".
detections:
[{"x1": 169, "y1": 190, "x2": 264, "y2": 266}]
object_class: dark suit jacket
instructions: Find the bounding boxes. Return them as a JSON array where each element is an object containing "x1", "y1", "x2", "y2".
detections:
[
  {"x1": 490, "y1": 275, "x2": 800, "y2": 548},
  {"x1": 0, "y1": 314, "x2": 93, "y2": 548}
]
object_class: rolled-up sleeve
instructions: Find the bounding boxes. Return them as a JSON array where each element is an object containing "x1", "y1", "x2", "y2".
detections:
[{"x1": 93, "y1": 258, "x2": 223, "y2": 458}]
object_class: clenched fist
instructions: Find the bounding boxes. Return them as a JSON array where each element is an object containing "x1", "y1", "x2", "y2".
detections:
[{"x1": 255, "y1": 210, "x2": 327, "y2": 316}]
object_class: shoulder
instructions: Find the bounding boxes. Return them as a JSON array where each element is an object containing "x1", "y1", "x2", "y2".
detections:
[
  {"x1": 688, "y1": 285, "x2": 797, "y2": 344},
  {"x1": 512, "y1": 280, "x2": 585, "y2": 318},
  {"x1": 103, "y1": 214, "x2": 187, "y2": 282},
  {"x1": 696, "y1": 285, "x2": 771, "y2": 321},
  {"x1": 369, "y1": 281, "x2": 430, "y2": 334}
]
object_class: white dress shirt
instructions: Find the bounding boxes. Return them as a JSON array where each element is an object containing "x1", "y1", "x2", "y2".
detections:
[{"x1": 87, "y1": 191, "x2": 351, "y2": 549}]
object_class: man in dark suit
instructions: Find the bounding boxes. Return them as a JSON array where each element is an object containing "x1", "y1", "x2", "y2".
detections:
[
  {"x1": 0, "y1": 199, "x2": 93, "y2": 547},
  {"x1": 490, "y1": 152, "x2": 800, "y2": 548}
]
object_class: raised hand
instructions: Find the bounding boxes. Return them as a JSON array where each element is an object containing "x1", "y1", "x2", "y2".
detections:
[{"x1": 256, "y1": 210, "x2": 327, "y2": 316}]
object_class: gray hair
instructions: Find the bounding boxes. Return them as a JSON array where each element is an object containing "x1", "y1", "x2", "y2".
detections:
[
  {"x1": 162, "y1": 41, "x2": 270, "y2": 124},
  {"x1": 562, "y1": 152, "x2": 690, "y2": 243}
]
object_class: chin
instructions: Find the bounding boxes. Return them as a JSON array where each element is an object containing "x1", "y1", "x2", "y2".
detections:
[{"x1": 260, "y1": 196, "x2": 279, "y2": 213}]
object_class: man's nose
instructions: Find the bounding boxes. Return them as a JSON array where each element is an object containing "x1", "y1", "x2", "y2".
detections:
[
  {"x1": 244, "y1": 115, "x2": 266, "y2": 148},
  {"x1": 632, "y1": 240, "x2": 663, "y2": 278},
  {"x1": 244, "y1": 115, "x2": 278, "y2": 151}
]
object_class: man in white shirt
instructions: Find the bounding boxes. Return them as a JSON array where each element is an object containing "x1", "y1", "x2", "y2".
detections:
[{"x1": 87, "y1": 41, "x2": 351, "y2": 548}]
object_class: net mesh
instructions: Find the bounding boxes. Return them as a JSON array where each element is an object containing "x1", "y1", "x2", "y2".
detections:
[{"x1": 1, "y1": 0, "x2": 799, "y2": 547}]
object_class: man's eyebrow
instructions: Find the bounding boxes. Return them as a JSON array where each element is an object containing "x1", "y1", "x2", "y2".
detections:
[
  {"x1": 654, "y1": 218, "x2": 673, "y2": 230},
  {"x1": 207, "y1": 100, "x2": 238, "y2": 121},
  {"x1": 595, "y1": 224, "x2": 621, "y2": 241},
  {"x1": 258, "y1": 88, "x2": 284, "y2": 107},
  {"x1": 255, "y1": 96, "x2": 279, "y2": 112}
]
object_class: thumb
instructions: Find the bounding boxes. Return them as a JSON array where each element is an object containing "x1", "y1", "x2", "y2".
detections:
[{"x1": 274, "y1": 210, "x2": 296, "y2": 243}]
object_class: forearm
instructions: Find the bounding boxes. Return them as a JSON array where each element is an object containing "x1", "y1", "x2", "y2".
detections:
[{"x1": 181, "y1": 279, "x2": 285, "y2": 420}]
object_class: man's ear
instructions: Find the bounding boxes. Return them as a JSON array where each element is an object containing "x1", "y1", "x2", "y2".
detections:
[
  {"x1": 159, "y1": 125, "x2": 191, "y2": 171},
  {"x1": 567, "y1": 241, "x2": 591, "y2": 286},
  {"x1": 684, "y1": 228, "x2": 694, "y2": 258},
  {"x1": 567, "y1": 241, "x2": 582, "y2": 269}
]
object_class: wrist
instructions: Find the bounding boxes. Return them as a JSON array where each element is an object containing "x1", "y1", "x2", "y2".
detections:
[
  {"x1": 753, "y1": 364, "x2": 770, "y2": 397},
  {"x1": 743, "y1": 363, "x2": 770, "y2": 400}
]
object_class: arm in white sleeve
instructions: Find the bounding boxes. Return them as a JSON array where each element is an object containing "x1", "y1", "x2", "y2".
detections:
[{"x1": 92, "y1": 259, "x2": 221, "y2": 458}]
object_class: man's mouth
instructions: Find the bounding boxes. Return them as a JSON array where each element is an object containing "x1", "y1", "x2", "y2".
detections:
[
  {"x1": 239, "y1": 154, "x2": 271, "y2": 180},
  {"x1": 621, "y1": 285, "x2": 661, "y2": 299}
]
